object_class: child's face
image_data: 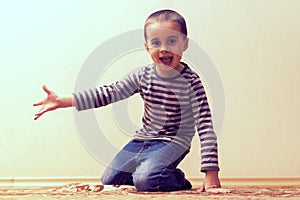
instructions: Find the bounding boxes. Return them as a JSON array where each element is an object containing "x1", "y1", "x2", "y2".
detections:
[{"x1": 144, "y1": 22, "x2": 189, "y2": 75}]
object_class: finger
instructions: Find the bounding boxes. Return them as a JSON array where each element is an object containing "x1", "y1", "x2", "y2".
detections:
[
  {"x1": 34, "y1": 111, "x2": 44, "y2": 120},
  {"x1": 34, "y1": 114, "x2": 41, "y2": 120},
  {"x1": 34, "y1": 112, "x2": 43, "y2": 120},
  {"x1": 33, "y1": 101, "x2": 43, "y2": 106},
  {"x1": 199, "y1": 182, "x2": 205, "y2": 192},
  {"x1": 34, "y1": 104, "x2": 58, "y2": 120},
  {"x1": 34, "y1": 106, "x2": 48, "y2": 120},
  {"x1": 42, "y1": 85, "x2": 52, "y2": 95},
  {"x1": 34, "y1": 109, "x2": 48, "y2": 120},
  {"x1": 206, "y1": 188, "x2": 231, "y2": 194}
]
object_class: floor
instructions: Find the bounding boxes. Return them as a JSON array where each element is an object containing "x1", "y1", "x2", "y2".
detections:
[{"x1": 1, "y1": 183, "x2": 300, "y2": 200}]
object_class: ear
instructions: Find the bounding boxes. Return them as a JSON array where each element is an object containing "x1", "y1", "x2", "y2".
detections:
[
  {"x1": 144, "y1": 42, "x2": 150, "y2": 53},
  {"x1": 183, "y1": 37, "x2": 189, "y2": 51}
]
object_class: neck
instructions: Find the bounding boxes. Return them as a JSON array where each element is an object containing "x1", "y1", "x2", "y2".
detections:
[{"x1": 155, "y1": 63, "x2": 184, "y2": 78}]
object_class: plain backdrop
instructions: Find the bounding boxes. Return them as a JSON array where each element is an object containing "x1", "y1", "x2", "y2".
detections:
[{"x1": 0, "y1": 0, "x2": 299, "y2": 180}]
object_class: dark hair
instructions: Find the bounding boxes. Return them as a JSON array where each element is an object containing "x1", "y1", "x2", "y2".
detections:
[{"x1": 144, "y1": 9, "x2": 188, "y2": 40}]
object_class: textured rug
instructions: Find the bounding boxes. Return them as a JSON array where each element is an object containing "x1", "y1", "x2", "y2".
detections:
[{"x1": 1, "y1": 183, "x2": 300, "y2": 199}]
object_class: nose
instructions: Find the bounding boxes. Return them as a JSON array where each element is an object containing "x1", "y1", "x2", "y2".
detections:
[{"x1": 159, "y1": 43, "x2": 170, "y2": 52}]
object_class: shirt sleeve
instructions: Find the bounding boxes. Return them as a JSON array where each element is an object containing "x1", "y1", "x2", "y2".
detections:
[
  {"x1": 189, "y1": 75, "x2": 220, "y2": 172},
  {"x1": 73, "y1": 69, "x2": 142, "y2": 111}
]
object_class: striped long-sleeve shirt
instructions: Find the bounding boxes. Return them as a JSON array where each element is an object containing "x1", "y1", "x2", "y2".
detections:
[{"x1": 73, "y1": 62, "x2": 219, "y2": 172}]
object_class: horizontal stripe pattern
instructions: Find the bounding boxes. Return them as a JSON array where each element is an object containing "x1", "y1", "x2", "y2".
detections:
[{"x1": 73, "y1": 62, "x2": 219, "y2": 172}]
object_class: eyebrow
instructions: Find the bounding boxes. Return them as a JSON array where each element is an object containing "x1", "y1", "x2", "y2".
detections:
[
  {"x1": 168, "y1": 36, "x2": 179, "y2": 39},
  {"x1": 150, "y1": 38, "x2": 159, "y2": 42},
  {"x1": 150, "y1": 35, "x2": 179, "y2": 41}
]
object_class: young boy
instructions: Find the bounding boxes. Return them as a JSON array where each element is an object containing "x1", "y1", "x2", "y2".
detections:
[{"x1": 34, "y1": 9, "x2": 221, "y2": 192}]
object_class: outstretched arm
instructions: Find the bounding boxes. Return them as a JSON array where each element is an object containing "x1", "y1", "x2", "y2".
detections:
[{"x1": 33, "y1": 85, "x2": 74, "y2": 120}]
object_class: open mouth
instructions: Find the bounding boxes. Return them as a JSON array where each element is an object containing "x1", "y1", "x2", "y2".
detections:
[{"x1": 159, "y1": 56, "x2": 173, "y2": 66}]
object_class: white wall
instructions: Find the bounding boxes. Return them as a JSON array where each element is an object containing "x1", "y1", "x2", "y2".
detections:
[{"x1": 0, "y1": 0, "x2": 299, "y2": 180}]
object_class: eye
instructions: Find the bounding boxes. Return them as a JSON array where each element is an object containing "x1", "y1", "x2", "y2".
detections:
[
  {"x1": 168, "y1": 38, "x2": 177, "y2": 46},
  {"x1": 151, "y1": 40, "x2": 161, "y2": 47}
]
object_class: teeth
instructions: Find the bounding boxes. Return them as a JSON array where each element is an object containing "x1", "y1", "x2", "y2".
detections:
[{"x1": 160, "y1": 56, "x2": 172, "y2": 64}]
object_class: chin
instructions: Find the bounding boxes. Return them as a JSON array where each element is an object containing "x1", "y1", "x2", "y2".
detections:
[{"x1": 158, "y1": 63, "x2": 173, "y2": 69}]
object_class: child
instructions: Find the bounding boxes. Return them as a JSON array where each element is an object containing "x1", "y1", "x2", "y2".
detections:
[{"x1": 34, "y1": 9, "x2": 222, "y2": 192}]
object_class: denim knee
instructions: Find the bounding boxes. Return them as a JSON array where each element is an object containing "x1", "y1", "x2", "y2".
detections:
[
  {"x1": 132, "y1": 172, "x2": 159, "y2": 192},
  {"x1": 101, "y1": 168, "x2": 118, "y2": 185},
  {"x1": 100, "y1": 172, "x2": 111, "y2": 185},
  {"x1": 101, "y1": 168, "x2": 134, "y2": 186}
]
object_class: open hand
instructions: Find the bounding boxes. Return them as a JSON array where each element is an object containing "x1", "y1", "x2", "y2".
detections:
[
  {"x1": 33, "y1": 85, "x2": 59, "y2": 120},
  {"x1": 199, "y1": 171, "x2": 231, "y2": 193}
]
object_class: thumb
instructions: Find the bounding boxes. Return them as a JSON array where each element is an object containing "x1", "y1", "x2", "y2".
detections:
[{"x1": 42, "y1": 85, "x2": 52, "y2": 95}]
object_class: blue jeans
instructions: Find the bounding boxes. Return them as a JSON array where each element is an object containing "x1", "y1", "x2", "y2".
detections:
[{"x1": 101, "y1": 140, "x2": 191, "y2": 192}]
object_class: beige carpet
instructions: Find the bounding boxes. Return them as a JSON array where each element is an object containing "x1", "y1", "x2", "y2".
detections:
[{"x1": 1, "y1": 183, "x2": 300, "y2": 200}]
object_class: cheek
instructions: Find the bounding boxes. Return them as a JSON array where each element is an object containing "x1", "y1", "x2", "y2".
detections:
[
  {"x1": 148, "y1": 50, "x2": 159, "y2": 61},
  {"x1": 171, "y1": 49, "x2": 183, "y2": 57},
  {"x1": 148, "y1": 48, "x2": 159, "y2": 56},
  {"x1": 168, "y1": 46, "x2": 183, "y2": 55}
]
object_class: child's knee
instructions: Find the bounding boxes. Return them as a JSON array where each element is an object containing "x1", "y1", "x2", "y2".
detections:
[
  {"x1": 101, "y1": 168, "x2": 117, "y2": 185},
  {"x1": 101, "y1": 168, "x2": 134, "y2": 186},
  {"x1": 100, "y1": 173, "x2": 111, "y2": 185},
  {"x1": 132, "y1": 173, "x2": 159, "y2": 191}
]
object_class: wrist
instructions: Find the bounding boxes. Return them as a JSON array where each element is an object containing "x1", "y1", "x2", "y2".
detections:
[
  {"x1": 57, "y1": 96, "x2": 74, "y2": 108},
  {"x1": 205, "y1": 170, "x2": 219, "y2": 178},
  {"x1": 204, "y1": 171, "x2": 221, "y2": 188}
]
